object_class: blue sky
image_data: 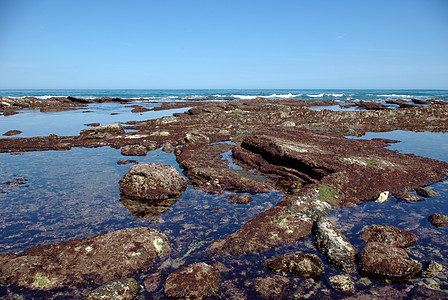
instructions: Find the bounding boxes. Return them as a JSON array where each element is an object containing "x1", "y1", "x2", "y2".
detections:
[{"x1": 0, "y1": 0, "x2": 447, "y2": 89}]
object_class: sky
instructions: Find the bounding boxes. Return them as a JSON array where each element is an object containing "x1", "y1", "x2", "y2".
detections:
[{"x1": 0, "y1": 0, "x2": 447, "y2": 89}]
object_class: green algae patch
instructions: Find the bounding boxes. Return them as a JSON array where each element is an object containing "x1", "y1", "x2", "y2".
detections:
[
  {"x1": 318, "y1": 184, "x2": 338, "y2": 205},
  {"x1": 32, "y1": 273, "x2": 55, "y2": 289}
]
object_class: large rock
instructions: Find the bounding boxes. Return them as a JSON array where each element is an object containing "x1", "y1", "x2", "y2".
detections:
[
  {"x1": 263, "y1": 253, "x2": 324, "y2": 279},
  {"x1": 0, "y1": 227, "x2": 171, "y2": 289},
  {"x1": 312, "y1": 217, "x2": 357, "y2": 273},
  {"x1": 358, "y1": 242, "x2": 422, "y2": 283},
  {"x1": 80, "y1": 123, "x2": 125, "y2": 138},
  {"x1": 119, "y1": 163, "x2": 186, "y2": 202},
  {"x1": 360, "y1": 225, "x2": 418, "y2": 248},
  {"x1": 164, "y1": 263, "x2": 220, "y2": 299}
]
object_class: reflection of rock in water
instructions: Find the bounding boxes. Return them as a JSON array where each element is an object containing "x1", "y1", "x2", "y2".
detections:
[{"x1": 120, "y1": 196, "x2": 178, "y2": 219}]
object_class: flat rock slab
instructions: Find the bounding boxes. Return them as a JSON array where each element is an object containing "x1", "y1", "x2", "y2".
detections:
[
  {"x1": 358, "y1": 242, "x2": 422, "y2": 283},
  {"x1": 360, "y1": 225, "x2": 418, "y2": 248},
  {"x1": 164, "y1": 263, "x2": 220, "y2": 299},
  {"x1": 312, "y1": 217, "x2": 358, "y2": 273},
  {"x1": 263, "y1": 253, "x2": 324, "y2": 279},
  {"x1": 119, "y1": 163, "x2": 186, "y2": 202},
  {"x1": 0, "y1": 227, "x2": 170, "y2": 290},
  {"x1": 121, "y1": 144, "x2": 147, "y2": 156},
  {"x1": 80, "y1": 123, "x2": 125, "y2": 138}
]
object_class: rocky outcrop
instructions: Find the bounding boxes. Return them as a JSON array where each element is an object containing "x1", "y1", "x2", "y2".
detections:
[
  {"x1": 121, "y1": 144, "x2": 147, "y2": 156},
  {"x1": 119, "y1": 163, "x2": 186, "y2": 202},
  {"x1": 0, "y1": 227, "x2": 171, "y2": 289},
  {"x1": 360, "y1": 225, "x2": 418, "y2": 248},
  {"x1": 263, "y1": 253, "x2": 324, "y2": 279},
  {"x1": 80, "y1": 123, "x2": 125, "y2": 138},
  {"x1": 86, "y1": 278, "x2": 139, "y2": 300},
  {"x1": 428, "y1": 213, "x2": 448, "y2": 227},
  {"x1": 164, "y1": 263, "x2": 220, "y2": 299},
  {"x1": 312, "y1": 217, "x2": 357, "y2": 273},
  {"x1": 358, "y1": 242, "x2": 422, "y2": 283}
]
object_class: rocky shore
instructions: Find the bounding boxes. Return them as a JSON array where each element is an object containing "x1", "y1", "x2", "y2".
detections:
[{"x1": 1, "y1": 96, "x2": 448, "y2": 298}]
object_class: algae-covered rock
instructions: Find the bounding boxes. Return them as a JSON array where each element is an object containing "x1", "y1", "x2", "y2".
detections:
[
  {"x1": 0, "y1": 227, "x2": 170, "y2": 290},
  {"x1": 358, "y1": 242, "x2": 422, "y2": 283},
  {"x1": 226, "y1": 194, "x2": 253, "y2": 204},
  {"x1": 263, "y1": 253, "x2": 324, "y2": 279},
  {"x1": 164, "y1": 263, "x2": 220, "y2": 299},
  {"x1": 329, "y1": 274, "x2": 355, "y2": 293},
  {"x1": 80, "y1": 123, "x2": 125, "y2": 138},
  {"x1": 86, "y1": 278, "x2": 139, "y2": 300},
  {"x1": 428, "y1": 213, "x2": 448, "y2": 228},
  {"x1": 254, "y1": 275, "x2": 291, "y2": 299},
  {"x1": 312, "y1": 217, "x2": 357, "y2": 273},
  {"x1": 119, "y1": 163, "x2": 186, "y2": 202},
  {"x1": 121, "y1": 144, "x2": 147, "y2": 156},
  {"x1": 424, "y1": 260, "x2": 444, "y2": 278},
  {"x1": 360, "y1": 225, "x2": 418, "y2": 248}
]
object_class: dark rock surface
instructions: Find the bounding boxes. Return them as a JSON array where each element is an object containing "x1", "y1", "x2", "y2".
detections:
[
  {"x1": 120, "y1": 197, "x2": 178, "y2": 219},
  {"x1": 355, "y1": 101, "x2": 386, "y2": 110},
  {"x1": 360, "y1": 225, "x2": 418, "y2": 248},
  {"x1": 428, "y1": 213, "x2": 448, "y2": 228},
  {"x1": 117, "y1": 159, "x2": 139, "y2": 165},
  {"x1": 416, "y1": 187, "x2": 438, "y2": 198},
  {"x1": 2, "y1": 130, "x2": 22, "y2": 136},
  {"x1": 164, "y1": 262, "x2": 220, "y2": 299},
  {"x1": 0, "y1": 227, "x2": 171, "y2": 289},
  {"x1": 395, "y1": 192, "x2": 423, "y2": 202},
  {"x1": 263, "y1": 253, "x2": 324, "y2": 279},
  {"x1": 86, "y1": 278, "x2": 139, "y2": 300},
  {"x1": 119, "y1": 163, "x2": 186, "y2": 202},
  {"x1": 254, "y1": 275, "x2": 291, "y2": 299},
  {"x1": 121, "y1": 144, "x2": 147, "y2": 156},
  {"x1": 226, "y1": 194, "x2": 253, "y2": 204},
  {"x1": 312, "y1": 217, "x2": 358, "y2": 273},
  {"x1": 358, "y1": 242, "x2": 422, "y2": 283}
]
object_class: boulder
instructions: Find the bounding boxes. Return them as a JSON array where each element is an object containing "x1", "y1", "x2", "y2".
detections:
[
  {"x1": 86, "y1": 278, "x2": 139, "y2": 300},
  {"x1": 119, "y1": 163, "x2": 186, "y2": 202},
  {"x1": 164, "y1": 263, "x2": 220, "y2": 299},
  {"x1": 358, "y1": 242, "x2": 422, "y2": 283},
  {"x1": 312, "y1": 217, "x2": 357, "y2": 273},
  {"x1": 254, "y1": 275, "x2": 291, "y2": 299},
  {"x1": 0, "y1": 227, "x2": 170, "y2": 289},
  {"x1": 263, "y1": 253, "x2": 324, "y2": 279},
  {"x1": 415, "y1": 187, "x2": 438, "y2": 198},
  {"x1": 360, "y1": 225, "x2": 418, "y2": 248},
  {"x1": 395, "y1": 192, "x2": 423, "y2": 202},
  {"x1": 226, "y1": 194, "x2": 253, "y2": 204},
  {"x1": 428, "y1": 213, "x2": 448, "y2": 228},
  {"x1": 121, "y1": 144, "x2": 147, "y2": 156},
  {"x1": 80, "y1": 123, "x2": 125, "y2": 138}
]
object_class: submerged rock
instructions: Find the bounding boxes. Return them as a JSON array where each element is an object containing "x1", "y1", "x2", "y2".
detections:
[
  {"x1": 428, "y1": 213, "x2": 448, "y2": 228},
  {"x1": 360, "y1": 225, "x2": 418, "y2": 248},
  {"x1": 120, "y1": 197, "x2": 178, "y2": 219},
  {"x1": 254, "y1": 275, "x2": 291, "y2": 299},
  {"x1": 0, "y1": 227, "x2": 171, "y2": 289},
  {"x1": 119, "y1": 163, "x2": 186, "y2": 202},
  {"x1": 423, "y1": 260, "x2": 444, "y2": 278},
  {"x1": 121, "y1": 144, "x2": 147, "y2": 156},
  {"x1": 226, "y1": 194, "x2": 253, "y2": 204},
  {"x1": 312, "y1": 217, "x2": 357, "y2": 273},
  {"x1": 329, "y1": 274, "x2": 355, "y2": 293},
  {"x1": 395, "y1": 192, "x2": 423, "y2": 202},
  {"x1": 358, "y1": 242, "x2": 422, "y2": 283},
  {"x1": 164, "y1": 263, "x2": 220, "y2": 299},
  {"x1": 416, "y1": 187, "x2": 438, "y2": 198},
  {"x1": 263, "y1": 253, "x2": 324, "y2": 279},
  {"x1": 86, "y1": 278, "x2": 139, "y2": 300}
]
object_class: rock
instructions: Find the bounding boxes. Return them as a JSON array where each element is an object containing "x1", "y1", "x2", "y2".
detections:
[
  {"x1": 80, "y1": 123, "x2": 125, "y2": 138},
  {"x1": 85, "y1": 122, "x2": 100, "y2": 127},
  {"x1": 226, "y1": 194, "x2": 253, "y2": 204},
  {"x1": 329, "y1": 274, "x2": 354, "y2": 293},
  {"x1": 86, "y1": 278, "x2": 139, "y2": 300},
  {"x1": 184, "y1": 131, "x2": 210, "y2": 144},
  {"x1": 415, "y1": 187, "x2": 438, "y2": 198},
  {"x1": 358, "y1": 242, "x2": 422, "y2": 283},
  {"x1": 142, "y1": 140, "x2": 160, "y2": 151},
  {"x1": 312, "y1": 217, "x2": 357, "y2": 273},
  {"x1": 120, "y1": 197, "x2": 178, "y2": 219},
  {"x1": 0, "y1": 227, "x2": 170, "y2": 289},
  {"x1": 360, "y1": 225, "x2": 418, "y2": 248},
  {"x1": 355, "y1": 101, "x2": 386, "y2": 110},
  {"x1": 428, "y1": 213, "x2": 448, "y2": 228},
  {"x1": 144, "y1": 270, "x2": 163, "y2": 293},
  {"x1": 375, "y1": 191, "x2": 390, "y2": 202},
  {"x1": 121, "y1": 144, "x2": 147, "y2": 156},
  {"x1": 119, "y1": 163, "x2": 186, "y2": 202},
  {"x1": 395, "y1": 192, "x2": 423, "y2": 202},
  {"x1": 164, "y1": 263, "x2": 220, "y2": 299},
  {"x1": 2, "y1": 130, "x2": 22, "y2": 136},
  {"x1": 254, "y1": 275, "x2": 291, "y2": 299},
  {"x1": 117, "y1": 160, "x2": 139, "y2": 165},
  {"x1": 150, "y1": 131, "x2": 170, "y2": 137},
  {"x1": 424, "y1": 260, "x2": 444, "y2": 278},
  {"x1": 161, "y1": 143, "x2": 175, "y2": 153},
  {"x1": 263, "y1": 253, "x2": 324, "y2": 279}
]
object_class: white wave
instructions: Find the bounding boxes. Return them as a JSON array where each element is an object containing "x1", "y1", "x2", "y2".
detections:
[
  {"x1": 232, "y1": 93, "x2": 302, "y2": 100},
  {"x1": 307, "y1": 93, "x2": 345, "y2": 98},
  {"x1": 232, "y1": 95, "x2": 258, "y2": 100},
  {"x1": 307, "y1": 94, "x2": 324, "y2": 98},
  {"x1": 378, "y1": 94, "x2": 415, "y2": 98},
  {"x1": 267, "y1": 93, "x2": 303, "y2": 99},
  {"x1": 33, "y1": 95, "x2": 65, "y2": 99}
]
